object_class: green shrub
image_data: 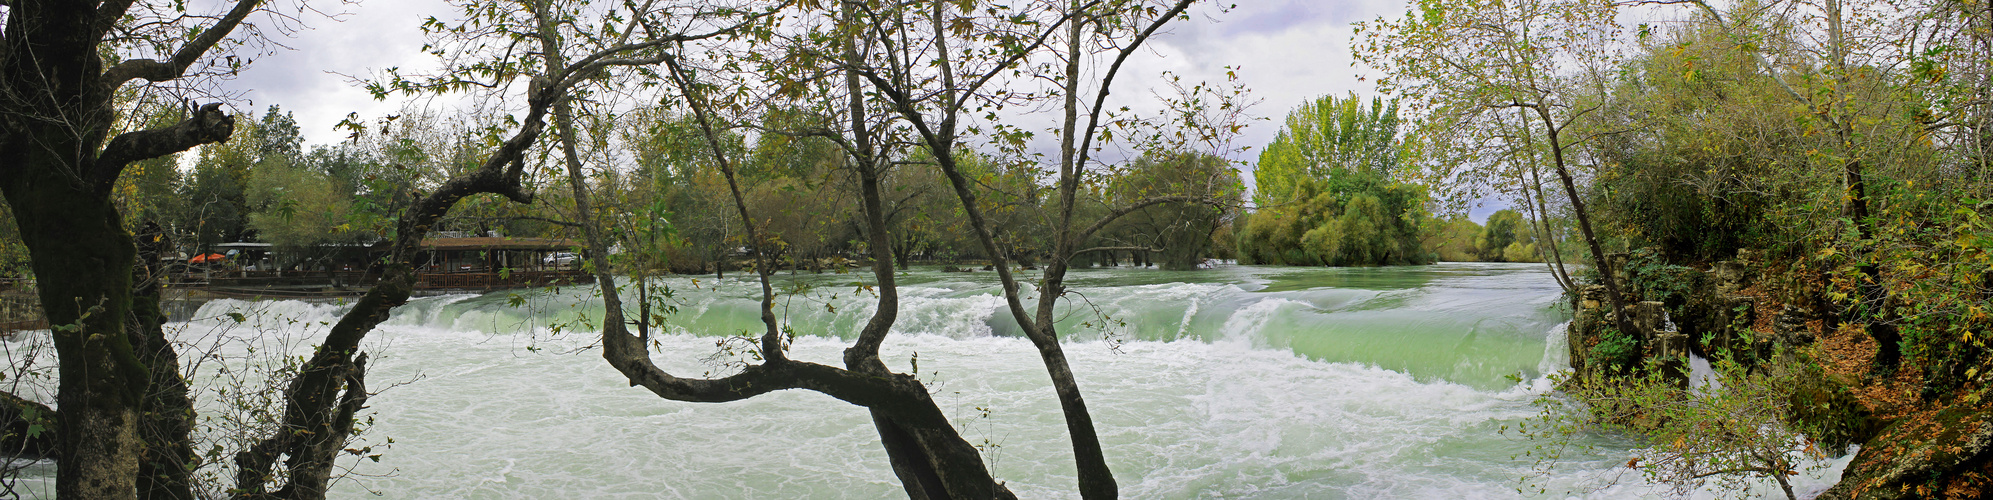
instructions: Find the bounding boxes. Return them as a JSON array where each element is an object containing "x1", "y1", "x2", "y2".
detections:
[
  {"x1": 1502, "y1": 242, "x2": 1538, "y2": 263},
  {"x1": 1625, "y1": 247, "x2": 1703, "y2": 308},
  {"x1": 1513, "y1": 351, "x2": 1828, "y2": 500},
  {"x1": 1591, "y1": 327, "x2": 1639, "y2": 368}
]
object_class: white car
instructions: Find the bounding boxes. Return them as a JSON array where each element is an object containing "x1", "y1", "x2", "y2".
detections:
[{"x1": 543, "y1": 252, "x2": 579, "y2": 266}]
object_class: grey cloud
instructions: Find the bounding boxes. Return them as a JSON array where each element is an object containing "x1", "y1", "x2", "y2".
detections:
[
  {"x1": 219, "y1": 1, "x2": 454, "y2": 145},
  {"x1": 202, "y1": 0, "x2": 1406, "y2": 201},
  {"x1": 1109, "y1": 0, "x2": 1404, "y2": 195}
]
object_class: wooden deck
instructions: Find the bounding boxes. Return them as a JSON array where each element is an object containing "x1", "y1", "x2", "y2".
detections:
[
  {"x1": 186, "y1": 269, "x2": 594, "y2": 294},
  {"x1": 415, "y1": 270, "x2": 593, "y2": 290},
  {"x1": 0, "y1": 269, "x2": 595, "y2": 335},
  {"x1": 0, "y1": 294, "x2": 43, "y2": 336}
]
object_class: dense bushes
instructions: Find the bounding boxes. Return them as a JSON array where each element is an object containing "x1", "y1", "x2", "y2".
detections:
[
  {"x1": 1098, "y1": 152, "x2": 1244, "y2": 270},
  {"x1": 1238, "y1": 95, "x2": 1435, "y2": 266},
  {"x1": 1236, "y1": 177, "x2": 1431, "y2": 266},
  {"x1": 1238, "y1": 94, "x2": 1570, "y2": 267}
]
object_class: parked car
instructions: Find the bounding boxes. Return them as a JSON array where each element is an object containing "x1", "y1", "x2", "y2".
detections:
[{"x1": 543, "y1": 252, "x2": 579, "y2": 266}]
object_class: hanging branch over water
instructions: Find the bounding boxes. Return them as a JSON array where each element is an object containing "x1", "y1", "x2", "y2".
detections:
[
  {"x1": 851, "y1": 1, "x2": 1224, "y2": 497},
  {"x1": 487, "y1": 0, "x2": 1019, "y2": 497},
  {"x1": 228, "y1": 1, "x2": 777, "y2": 496}
]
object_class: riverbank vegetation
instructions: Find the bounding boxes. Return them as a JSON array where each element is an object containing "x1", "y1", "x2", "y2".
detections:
[
  {"x1": 0, "y1": 84, "x2": 1553, "y2": 284},
  {"x1": 5, "y1": 0, "x2": 1990, "y2": 496},
  {"x1": 1355, "y1": 0, "x2": 1993, "y2": 495},
  {"x1": 0, "y1": 0, "x2": 1260, "y2": 497}
]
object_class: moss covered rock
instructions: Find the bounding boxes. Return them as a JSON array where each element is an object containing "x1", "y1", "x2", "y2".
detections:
[{"x1": 1817, "y1": 398, "x2": 1993, "y2": 499}]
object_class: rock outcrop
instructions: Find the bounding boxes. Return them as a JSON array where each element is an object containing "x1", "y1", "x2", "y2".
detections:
[{"x1": 1817, "y1": 402, "x2": 1993, "y2": 499}]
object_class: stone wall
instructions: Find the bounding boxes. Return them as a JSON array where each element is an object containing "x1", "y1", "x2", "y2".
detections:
[{"x1": 1568, "y1": 249, "x2": 1778, "y2": 384}]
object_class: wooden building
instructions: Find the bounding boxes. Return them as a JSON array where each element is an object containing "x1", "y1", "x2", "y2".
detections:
[
  {"x1": 188, "y1": 236, "x2": 594, "y2": 297},
  {"x1": 413, "y1": 236, "x2": 593, "y2": 291}
]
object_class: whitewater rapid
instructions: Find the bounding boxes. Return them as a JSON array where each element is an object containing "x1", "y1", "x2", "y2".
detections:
[{"x1": 8, "y1": 264, "x2": 1855, "y2": 498}]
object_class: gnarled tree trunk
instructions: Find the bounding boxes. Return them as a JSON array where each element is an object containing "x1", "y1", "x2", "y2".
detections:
[{"x1": 1, "y1": 2, "x2": 257, "y2": 496}]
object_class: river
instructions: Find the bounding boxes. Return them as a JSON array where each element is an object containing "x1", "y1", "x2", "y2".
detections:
[{"x1": 12, "y1": 263, "x2": 1855, "y2": 498}]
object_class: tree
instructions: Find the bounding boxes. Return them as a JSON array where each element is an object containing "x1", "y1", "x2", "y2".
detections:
[
  {"x1": 875, "y1": 160, "x2": 963, "y2": 269},
  {"x1": 111, "y1": 101, "x2": 195, "y2": 238},
  {"x1": 400, "y1": 1, "x2": 1020, "y2": 497},
  {"x1": 227, "y1": 31, "x2": 651, "y2": 500},
  {"x1": 1421, "y1": 214, "x2": 1482, "y2": 262},
  {"x1": 1516, "y1": 353, "x2": 1828, "y2": 500},
  {"x1": 742, "y1": 110, "x2": 853, "y2": 273},
  {"x1": 1358, "y1": 0, "x2": 1637, "y2": 334},
  {"x1": 1105, "y1": 152, "x2": 1242, "y2": 270},
  {"x1": 1476, "y1": 208, "x2": 1524, "y2": 262},
  {"x1": 847, "y1": 1, "x2": 1230, "y2": 496},
  {"x1": 245, "y1": 163, "x2": 364, "y2": 269},
  {"x1": 228, "y1": 107, "x2": 545, "y2": 500},
  {"x1": 227, "y1": 106, "x2": 372, "y2": 274},
  {"x1": 0, "y1": 0, "x2": 667, "y2": 496},
  {"x1": 1239, "y1": 96, "x2": 1430, "y2": 267},
  {"x1": 180, "y1": 114, "x2": 261, "y2": 254},
  {"x1": 623, "y1": 109, "x2": 749, "y2": 274},
  {"x1": 1631, "y1": 0, "x2": 1966, "y2": 373},
  {"x1": 1253, "y1": 94, "x2": 1404, "y2": 206},
  {"x1": 1237, "y1": 179, "x2": 1328, "y2": 266},
  {"x1": 0, "y1": 1, "x2": 275, "y2": 496}
]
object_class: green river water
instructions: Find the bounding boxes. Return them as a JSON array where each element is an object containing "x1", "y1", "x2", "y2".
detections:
[{"x1": 8, "y1": 262, "x2": 1852, "y2": 498}]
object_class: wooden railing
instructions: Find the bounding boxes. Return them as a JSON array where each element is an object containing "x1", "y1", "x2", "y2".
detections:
[
  {"x1": 176, "y1": 268, "x2": 592, "y2": 295},
  {"x1": 415, "y1": 270, "x2": 593, "y2": 290},
  {"x1": 0, "y1": 293, "x2": 46, "y2": 334}
]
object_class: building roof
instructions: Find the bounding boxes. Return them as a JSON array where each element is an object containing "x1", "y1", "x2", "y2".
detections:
[{"x1": 420, "y1": 237, "x2": 583, "y2": 251}]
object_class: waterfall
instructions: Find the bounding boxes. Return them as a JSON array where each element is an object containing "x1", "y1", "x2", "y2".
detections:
[{"x1": 1, "y1": 263, "x2": 1858, "y2": 498}]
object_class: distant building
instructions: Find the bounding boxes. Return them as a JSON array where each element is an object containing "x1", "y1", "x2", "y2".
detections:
[
  {"x1": 189, "y1": 236, "x2": 594, "y2": 297},
  {"x1": 412, "y1": 236, "x2": 592, "y2": 291}
]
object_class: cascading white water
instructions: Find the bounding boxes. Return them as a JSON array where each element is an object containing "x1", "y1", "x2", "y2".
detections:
[{"x1": 3, "y1": 263, "x2": 1856, "y2": 498}]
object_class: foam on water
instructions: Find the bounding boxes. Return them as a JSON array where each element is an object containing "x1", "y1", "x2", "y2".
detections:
[
  {"x1": 326, "y1": 327, "x2": 1852, "y2": 499},
  {"x1": 191, "y1": 297, "x2": 354, "y2": 327},
  {"x1": 1688, "y1": 354, "x2": 1727, "y2": 394},
  {"x1": 324, "y1": 329, "x2": 1542, "y2": 498},
  {"x1": 0, "y1": 264, "x2": 1859, "y2": 498},
  {"x1": 1217, "y1": 297, "x2": 1299, "y2": 347},
  {"x1": 1539, "y1": 322, "x2": 1572, "y2": 377}
]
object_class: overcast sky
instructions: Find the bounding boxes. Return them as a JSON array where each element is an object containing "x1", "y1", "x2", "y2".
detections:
[{"x1": 219, "y1": 0, "x2": 1448, "y2": 208}]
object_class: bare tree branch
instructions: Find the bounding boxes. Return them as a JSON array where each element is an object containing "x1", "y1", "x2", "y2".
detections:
[
  {"x1": 1075, "y1": 194, "x2": 1211, "y2": 244},
  {"x1": 90, "y1": 102, "x2": 234, "y2": 192},
  {"x1": 98, "y1": 0, "x2": 262, "y2": 89}
]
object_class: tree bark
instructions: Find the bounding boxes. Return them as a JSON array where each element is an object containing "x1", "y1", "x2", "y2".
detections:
[
  {"x1": 232, "y1": 112, "x2": 537, "y2": 499},
  {"x1": 1513, "y1": 109, "x2": 1577, "y2": 296},
  {"x1": 133, "y1": 221, "x2": 196, "y2": 500},
  {"x1": 4, "y1": 152, "x2": 149, "y2": 500},
  {"x1": 830, "y1": 17, "x2": 1009, "y2": 495},
  {"x1": 0, "y1": 1, "x2": 261, "y2": 496},
  {"x1": 861, "y1": 2, "x2": 1199, "y2": 497},
  {"x1": 232, "y1": 45, "x2": 544, "y2": 500},
  {"x1": 1821, "y1": 0, "x2": 1897, "y2": 373},
  {"x1": 543, "y1": 13, "x2": 1019, "y2": 497},
  {"x1": 1532, "y1": 105, "x2": 1635, "y2": 337}
]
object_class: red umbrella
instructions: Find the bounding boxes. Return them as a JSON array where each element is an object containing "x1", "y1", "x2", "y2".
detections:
[{"x1": 188, "y1": 253, "x2": 227, "y2": 264}]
